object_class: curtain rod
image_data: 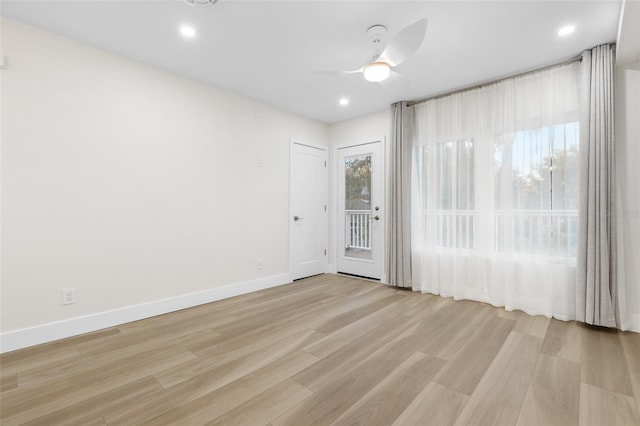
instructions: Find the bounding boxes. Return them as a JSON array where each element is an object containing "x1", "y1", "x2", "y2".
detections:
[{"x1": 407, "y1": 54, "x2": 583, "y2": 107}]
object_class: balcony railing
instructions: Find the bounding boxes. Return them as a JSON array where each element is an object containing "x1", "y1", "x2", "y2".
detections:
[
  {"x1": 345, "y1": 210, "x2": 371, "y2": 250},
  {"x1": 495, "y1": 209, "x2": 578, "y2": 256},
  {"x1": 420, "y1": 209, "x2": 578, "y2": 256}
]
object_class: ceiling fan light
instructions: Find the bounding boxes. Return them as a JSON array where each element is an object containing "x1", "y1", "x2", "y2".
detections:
[{"x1": 363, "y1": 62, "x2": 391, "y2": 82}]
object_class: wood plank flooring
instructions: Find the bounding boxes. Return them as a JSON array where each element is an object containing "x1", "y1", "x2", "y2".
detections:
[{"x1": 1, "y1": 273, "x2": 639, "y2": 425}]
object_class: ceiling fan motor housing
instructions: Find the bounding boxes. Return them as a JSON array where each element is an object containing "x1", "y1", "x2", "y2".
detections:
[{"x1": 366, "y1": 24, "x2": 388, "y2": 56}]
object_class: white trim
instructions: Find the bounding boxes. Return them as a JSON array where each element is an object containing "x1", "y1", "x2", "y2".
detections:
[
  {"x1": 0, "y1": 273, "x2": 292, "y2": 353},
  {"x1": 291, "y1": 139, "x2": 327, "y2": 151},
  {"x1": 333, "y1": 136, "x2": 385, "y2": 151},
  {"x1": 289, "y1": 139, "x2": 294, "y2": 280}
]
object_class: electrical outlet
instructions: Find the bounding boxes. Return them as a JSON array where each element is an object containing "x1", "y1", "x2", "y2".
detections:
[
  {"x1": 257, "y1": 258, "x2": 263, "y2": 270},
  {"x1": 62, "y1": 288, "x2": 75, "y2": 305}
]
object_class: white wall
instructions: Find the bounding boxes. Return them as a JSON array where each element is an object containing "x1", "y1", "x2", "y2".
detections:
[
  {"x1": 615, "y1": 62, "x2": 640, "y2": 331},
  {"x1": 329, "y1": 110, "x2": 390, "y2": 148},
  {"x1": 0, "y1": 18, "x2": 328, "y2": 345},
  {"x1": 327, "y1": 110, "x2": 390, "y2": 273}
]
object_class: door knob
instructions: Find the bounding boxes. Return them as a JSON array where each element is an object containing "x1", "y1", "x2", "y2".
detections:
[
  {"x1": 371, "y1": 215, "x2": 380, "y2": 221},
  {"x1": 294, "y1": 216, "x2": 304, "y2": 221}
]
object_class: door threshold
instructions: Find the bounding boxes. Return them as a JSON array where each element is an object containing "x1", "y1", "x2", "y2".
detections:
[
  {"x1": 337, "y1": 272, "x2": 380, "y2": 282},
  {"x1": 293, "y1": 273, "x2": 325, "y2": 281}
]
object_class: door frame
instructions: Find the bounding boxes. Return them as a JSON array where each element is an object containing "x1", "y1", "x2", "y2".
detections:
[
  {"x1": 289, "y1": 138, "x2": 329, "y2": 280},
  {"x1": 332, "y1": 137, "x2": 387, "y2": 283}
]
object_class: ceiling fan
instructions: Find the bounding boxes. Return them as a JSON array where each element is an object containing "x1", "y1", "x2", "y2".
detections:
[
  {"x1": 183, "y1": 0, "x2": 218, "y2": 6},
  {"x1": 321, "y1": 18, "x2": 428, "y2": 83}
]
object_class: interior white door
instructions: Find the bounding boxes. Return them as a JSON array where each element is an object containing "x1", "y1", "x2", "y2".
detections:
[
  {"x1": 291, "y1": 142, "x2": 328, "y2": 280},
  {"x1": 337, "y1": 141, "x2": 384, "y2": 280}
]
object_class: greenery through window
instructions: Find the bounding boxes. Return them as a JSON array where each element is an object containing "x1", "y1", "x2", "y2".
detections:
[{"x1": 494, "y1": 122, "x2": 579, "y2": 256}]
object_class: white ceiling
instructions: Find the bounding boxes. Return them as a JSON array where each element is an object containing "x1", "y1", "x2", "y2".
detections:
[{"x1": 1, "y1": 0, "x2": 622, "y2": 124}]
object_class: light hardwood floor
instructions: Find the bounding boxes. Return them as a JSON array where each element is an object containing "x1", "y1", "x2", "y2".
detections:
[{"x1": 1, "y1": 274, "x2": 639, "y2": 425}]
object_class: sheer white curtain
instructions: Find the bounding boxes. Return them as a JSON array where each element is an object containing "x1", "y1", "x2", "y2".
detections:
[{"x1": 412, "y1": 63, "x2": 580, "y2": 319}]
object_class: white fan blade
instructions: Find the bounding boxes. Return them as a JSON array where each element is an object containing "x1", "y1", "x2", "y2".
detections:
[
  {"x1": 313, "y1": 69, "x2": 362, "y2": 76},
  {"x1": 379, "y1": 18, "x2": 427, "y2": 67},
  {"x1": 378, "y1": 70, "x2": 409, "y2": 88}
]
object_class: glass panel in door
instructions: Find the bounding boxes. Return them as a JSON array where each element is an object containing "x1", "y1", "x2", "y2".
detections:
[{"x1": 344, "y1": 154, "x2": 373, "y2": 261}]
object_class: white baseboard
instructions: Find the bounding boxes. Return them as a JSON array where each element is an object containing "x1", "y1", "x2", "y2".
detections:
[{"x1": 0, "y1": 273, "x2": 292, "y2": 354}]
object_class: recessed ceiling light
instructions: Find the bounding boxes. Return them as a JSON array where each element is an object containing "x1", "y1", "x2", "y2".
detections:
[
  {"x1": 557, "y1": 25, "x2": 575, "y2": 37},
  {"x1": 339, "y1": 98, "x2": 349, "y2": 106},
  {"x1": 180, "y1": 25, "x2": 197, "y2": 39}
]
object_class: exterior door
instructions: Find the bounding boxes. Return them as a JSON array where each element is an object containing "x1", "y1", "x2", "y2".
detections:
[
  {"x1": 337, "y1": 141, "x2": 384, "y2": 280},
  {"x1": 290, "y1": 141, "x2": 328, "y2": 280}
]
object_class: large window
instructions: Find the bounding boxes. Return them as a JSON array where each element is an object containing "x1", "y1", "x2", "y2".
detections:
[
  {"x1": 415, "y1": 63, "x2": 580, "y2": 260},
  {"x1": 419, "y1": 125, "x2": 578, "y2": 258},
  {"x1": 412, "y1": 62, "x2": 580, "y2": 318},
  {"x1": 419, "y1": 124, "x2": 578, "y2": 258}
]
